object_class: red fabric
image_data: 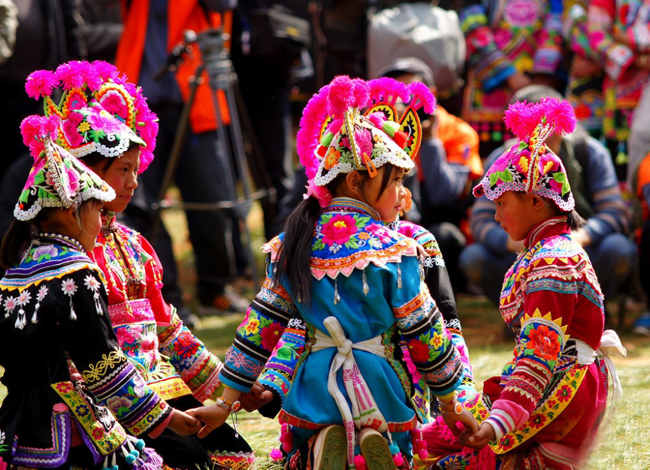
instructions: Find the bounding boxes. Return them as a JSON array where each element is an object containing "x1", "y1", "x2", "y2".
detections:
[
  {"x1": 89, "y1": 223, "x2": 172, "y2": 326},
  {"x1": 115, "y1": 0, "x2": 231, "y2": 133}
]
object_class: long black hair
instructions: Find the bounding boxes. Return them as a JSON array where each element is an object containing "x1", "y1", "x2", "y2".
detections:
[
  {"x1": 275, "y1": 164, "x2": 399, "y2": 305},
  {"x1": 0, "y1": 200, "x2": 103, "y2": 270}
]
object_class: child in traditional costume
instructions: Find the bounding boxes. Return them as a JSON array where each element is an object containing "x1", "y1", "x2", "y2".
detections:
[
  {"x1": 422, "y1": 98, "x2": 627, "y2": 469},
  {"x1": 186, "y1": 76, "x2": 479, "y2": 469},
  {"x1": 23, "y1": 60, "x2": 254, "y2": 469},
  {"x1": 0, "y1": 116, "x2": 203, "y2": 468}
]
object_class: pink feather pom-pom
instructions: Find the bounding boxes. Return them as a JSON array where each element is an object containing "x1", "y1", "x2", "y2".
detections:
[
  {"x1": 368, "y1": 78, "x2": 410, "y2": 106},
  {"x1": 92, "y1": 60, "x2": 119, "y2": 81},
  {"x1": 540, "y1": 97, "x2": 577, "y2": 135},
  {"x1": 417, "y1": 449, "x2": 429, "y2": 460},
  {"x1": 42, "y1": 115, "x2": 61, "y2": 138},
  {"x1": 296, "y1": 85, "x2": 330, "y2": 173},
  {"x1": 28, "y1": 141, "x2": 45, "y2": 159},
  {"x1": 77, "y1": 61, "x2": 102, "y2": 91},
  {"x1": 351, "y1": 78, "x2": 370, "y2": 109},
  {"x1": 269, "y1": 448, "x2": 283, "y2": 460},
  {"x1": 55, "y1": 62, "x2": 86, "y2": 90},
  {"x1": 408, "y1": 81, "x2": 436, "y2": 115},
  {"x1": 354, "y1": 454, "x2": 367, "y2": 470},
  {"x1": 504, "y1": 100, "x2": 542, "y2": 139},
  {"x1": 367, "y1": 112, "x2": 387, "y2": 129},
  {"x1": 393, "y1": 453, "x2": 404, "y2": 467},
  {"x1": 25, "y1": 70, "x2": 58, "y2": 99},
  {"x1": 21, "y1": 115, "x2": 47, "y2": 147},
  {"x1": 327, "y1": 76, "x2": 358, "y2": 117}
]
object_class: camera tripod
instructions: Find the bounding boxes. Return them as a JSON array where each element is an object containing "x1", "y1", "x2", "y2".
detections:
[{"x1": 151, "y1": 28, "x2": 276, "y2": 291}]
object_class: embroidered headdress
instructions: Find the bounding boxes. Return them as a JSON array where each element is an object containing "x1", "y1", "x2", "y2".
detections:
[
  {"x1": 297, "y1": 75, "x2": 435, "y2": 207},
  {"x1": 473, "y1": 98, "x2": 577, "y2": 212},
  {"x1": 15, "y1": 114, "x2": 115, "y2": 221},
  {"x1": 25, "y1": 60, "x2": 157, "y2": 172}
]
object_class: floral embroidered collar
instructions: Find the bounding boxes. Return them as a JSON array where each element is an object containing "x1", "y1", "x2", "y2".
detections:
[
  {"x1": 524, "y1": 216, "x2": 570, "y2": 249},
  {"x1": 264, "y1": 197, "x2": 419, "y2": 280},
  {"x1": 0, "y1": 234, "x2": 98, "y2": 291},
  {"x1": 101, "y1": 210, "x2": 118, "y2": 234}
]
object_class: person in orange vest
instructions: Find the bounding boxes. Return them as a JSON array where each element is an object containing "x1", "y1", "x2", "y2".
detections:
[{"x1": 115, "y1": 0, "x2": 251, "y2": 316}]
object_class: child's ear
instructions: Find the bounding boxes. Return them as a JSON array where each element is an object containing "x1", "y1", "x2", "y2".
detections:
[{"x1": 345, "y1": 171, "x2": 364, "y2": 196}]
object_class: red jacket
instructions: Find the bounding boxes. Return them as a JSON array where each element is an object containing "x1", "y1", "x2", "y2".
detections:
[{"x1": 115, "y1": 0, "x2": 231, "y2": 133}]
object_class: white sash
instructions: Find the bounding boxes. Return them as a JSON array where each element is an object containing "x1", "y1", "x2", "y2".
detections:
[
  {"x1": 574, "y1": 329, "x2": 627, "y2": 402},
  {"x1": 312, "y1": 316, "x2": 388, "y2": 466}
]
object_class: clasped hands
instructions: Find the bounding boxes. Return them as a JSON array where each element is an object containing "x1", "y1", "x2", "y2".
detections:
[
  {"x1": 185, "y1": 382, "x2": 273, "y2": 438},
  {"x1": 440, "y1": 403, "x2": 496, "y2": 451}
]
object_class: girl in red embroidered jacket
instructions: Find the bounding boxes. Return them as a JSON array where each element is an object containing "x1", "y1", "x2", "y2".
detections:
[{"x1": 422, "y1": 98, "x2": 627, "y2": 469}]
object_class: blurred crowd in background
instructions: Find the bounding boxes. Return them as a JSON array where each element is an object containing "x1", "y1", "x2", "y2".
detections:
[{"x1": 0, "y1": 0, "x2": 649, "y2": 336}]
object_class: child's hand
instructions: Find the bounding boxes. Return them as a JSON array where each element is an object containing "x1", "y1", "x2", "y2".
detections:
[
  {"x1": 186, "y1": 405, "x2": 230, "y2": 439},
  {"x1": 460, "y1": 422, "x2": 496, "y2": 449},
  {"x1": 167, "y1": 409, "x2": 202, "y2": 436},
  {"x1": 239, "y1": 382, "x2": 274, "y2": 412},
  {"x1": 441, "y1": 407, "x2": 479, "y2": 437}
]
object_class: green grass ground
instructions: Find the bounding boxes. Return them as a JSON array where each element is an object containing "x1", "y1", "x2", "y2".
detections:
[{"x1": 1, "y1": 202, "x2": 649, "y2": 468}]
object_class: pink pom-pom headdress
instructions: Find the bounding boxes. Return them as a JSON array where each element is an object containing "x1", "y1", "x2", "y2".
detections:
[
  {"x1": 296, "y1": 75, "x2": 435, "y2": 207},
  {"x1": 15, "y1": 115, "x2": 115, "y2": 221},
  {"x1": 473, "y1": 98, "x2": 577, "y2": 212},
  {"x1": 25, "y1": 61, "x2": 157, "y2": 173}
]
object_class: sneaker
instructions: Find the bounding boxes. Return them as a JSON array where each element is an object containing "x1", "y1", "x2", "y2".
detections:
[
  {"x1": 359, "y1": 428, "x2": 397, "y2": 470},
  {"x1": 633, "y1": 312, "x2": 650, "y2": 336},
  {"x1": 198, "y1": 285, "x2": 251, "y2": 317},
  {"x1": 313, "y1": 425, "x2": 347, "y2": 470}
]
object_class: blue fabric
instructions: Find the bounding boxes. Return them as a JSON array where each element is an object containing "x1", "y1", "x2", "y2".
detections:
[{"x1": 419, "y1": 140, "x2": 471, "y2": 205}]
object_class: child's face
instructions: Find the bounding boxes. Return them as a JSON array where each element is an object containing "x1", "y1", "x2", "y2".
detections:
[
  {"x1": 494, "y1": 191, "x2": 541, "y2": 242},
  {"x1": 364, "y1": 167, "x2": 407, "y2": 222},
  {"x1": 92, "y1": 149, "x2": 140, "y2": 213}
]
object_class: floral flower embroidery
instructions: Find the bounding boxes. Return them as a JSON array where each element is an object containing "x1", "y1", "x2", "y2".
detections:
[
  {"x1": 324, "y1": 147, "x2": 341, "y2": 170},
  {"x1": 431, "y1": 332, "x2": 443, "y2": 349},
  {"x1": 366, "y1": 223, "x2": 393, "y2": 244},
  {"x1": 321, "y1": 214, "x2": 358, "y2": 246},
  {"x1": 92, "y1": 426, "x2": 105, "y2": 440},
  {"x1": 33, "y1": 244, "x2": 58, "y2": 261},
  {"x1": 55, "y1": 382, "x2": 74, "y2": 393},
  {"x1": 17, "y1": 290, "x2": 31, "y2": 306},
  {"x1": 498, "y1": 434, "x2": 516, "y2": 452},
  {"x1": 75, "y1": 404, "x2": 90, "y2": 417},
  {"x1": 557, "y1": 384, "x2": 573, "y2": 403},
  {"x1": 37, "y1": 285, "x2": 48, "y2": 302},
  {"x1": 260, "y1": 323, "x2": 283, "y2": 350},
  {"x1": 61, "y1": 279, "x2": 78, "y2": 296},
  {"x1": 3, "y1": 296, "x2": 16, "y2": 316},
  {"x1": 407, "y1": 339, "x2": 430, "y2": 363},
  {"x1": 529, "y1": 413, "x2": 547, "y2": 429},
  {"x1": 107, "y1": 396, "x2": 133, "y2": 414},
  {"x1": 244, "y1": 318, "x2": 260, "y2": 335},
  {"x1": 132, "y1": 374, "x2": 146, "y2": 397},
  {"x1": 526, "y1": 324, "x2": 560, "y2": 361},
  {"x1": 84, "y1": 274, "x2": 101, "y2": 292},
  {"x1": 77, "y1": 121, "x2": 91, "y2": 133}
]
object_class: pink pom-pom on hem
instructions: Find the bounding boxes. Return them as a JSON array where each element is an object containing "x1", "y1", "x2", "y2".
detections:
[
  {"x1": 269, "y1": 448, "x2": 283, "y2": 460},
  {"x1": 25, "y1": 70, "x2": 58, "y2": 99},
  {"x1": 354, "y1": 454, "x2": 367, "y2": 470},
  {"x1": 417, "y1": 448, "x2": 429, "y2": 460},
  {"x1": 393, "y1": 452, "x2": 404, "y2": 467}
]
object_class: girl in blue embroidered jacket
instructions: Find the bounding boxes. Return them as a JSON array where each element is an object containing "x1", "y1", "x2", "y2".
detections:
[{"x1": 186, "y1": 76, "x2": 479, "y2": 469}]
